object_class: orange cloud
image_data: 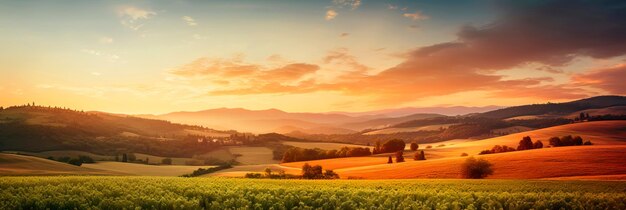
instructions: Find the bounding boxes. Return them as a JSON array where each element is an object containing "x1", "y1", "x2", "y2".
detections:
[{"x1": 573, "y1": 64, "x2": 626, "y2": 94}]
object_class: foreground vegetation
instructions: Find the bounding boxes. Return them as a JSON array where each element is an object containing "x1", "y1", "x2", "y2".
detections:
[{"x1": 1, "y1": 177, "x2": 625, "y2": 209}]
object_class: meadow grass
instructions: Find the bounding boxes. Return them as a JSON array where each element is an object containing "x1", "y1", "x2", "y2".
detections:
[{"x1": 1, "y1": 177, "x2": 625, "y2": 209}]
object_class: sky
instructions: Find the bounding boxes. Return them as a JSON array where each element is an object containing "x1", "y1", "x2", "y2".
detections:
[{"x1": 1, "y1": 0, "x2": 625, "y2": 114}]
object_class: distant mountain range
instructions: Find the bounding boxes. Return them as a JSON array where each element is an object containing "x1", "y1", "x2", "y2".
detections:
[
  {"x1": 137, "y1": 96, "x2": 626, "y2": 135},
  {"x1": 138, "y1": 106, "x2": 500, "y2": 134}
]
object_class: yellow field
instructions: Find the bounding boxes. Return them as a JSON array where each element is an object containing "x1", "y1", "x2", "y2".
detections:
[
  {"x1": 280, "y1": 121, "x2": 626, "y2": 179},
  {"x1": 0, "y1": 153, "x2": 120, "y2": 175},
  {"x1": 81, "y1": 162, "x2": 208, "y2": 176},
  {"x1": 227, "y1": 146, "x2": 278, "y2": 165},
  {"x1": 281, "y1": 141, "x2": 372, "y2": 150},
  {"x1": 363, "y1": 124, "x2": 456, "y2": 135}
]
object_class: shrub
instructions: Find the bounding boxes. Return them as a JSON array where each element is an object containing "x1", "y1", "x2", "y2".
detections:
[
  {"x1": 381, "y1": 139, "x2": 406, "y2": 153},
  {"x1": 67, "y1": 158, "x2": 83, "y2": 166},
  {"x1": 426, "y1": 145, "x2": 432, "y2": 149},
  {"x1": 549, "y1": 137, "x2": 561, "y2": 147},
  {"x1": 573, "y1": 136, "x2": 583, "y2": 145},
  {"x1": 517, "y1": 136, "x2": 534, "y2": 150},
  {"x1": 387, "y1": 156, "x2": 392, "y2": 164},
  {"x1": 410, "y1": 143, "x2": 419, "y2": 151},
  {"x1": 301, "y1": 163, "x2": 339, "y2": 179},
  {"x1": 78, "y1": 155, "x2": 95, "y2": 164},
  {"x1": 161, "y1": 158, "x2": 172, "y2": 165},
  {"x1": 460, "y1": 153, "x2": 468, "y2": 157},
  {"x1": 583, "y1": 140, "x2": 593, "y2": 145},
  {"x1": 244, "y1": 173, "x2": 262, "y2": 178},
  {"x1": 533, "y1": 140, "x2": 543, "y2": 149},
  {"x1": 395, "y1": 151, "x2": 405, "y2": 162},
  {"x1": 461, "y1": 157, "x2": 493, "y2": 179},
  {"x1": 479, "y1": 145, "x2": 515, "y2": 155},
  {"x1": 414, "y1": 151, "x2": 426, "y2": 160}
]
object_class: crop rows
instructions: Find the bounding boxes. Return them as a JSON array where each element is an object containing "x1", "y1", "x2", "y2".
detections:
[{"x1": 1, "y1": 177, "x2": 625, "y2": 209}]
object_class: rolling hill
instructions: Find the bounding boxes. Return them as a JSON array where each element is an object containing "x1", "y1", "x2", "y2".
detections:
[
  {"x1": 278, "y1": 121, "x2": 626, "y2": 179},
  {"x1": 0, "y1": 153, "x2": 122, "y2": 176}
]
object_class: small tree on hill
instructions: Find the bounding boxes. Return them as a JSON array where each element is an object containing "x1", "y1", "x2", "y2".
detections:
[
  {"x1": 414, "y1": 150, "x2": 426, "y2": 160},
  {"x1": 533, "y1": 140, "x2": 543, "y2": 149},
  {"x1": 395, "y1": 151, "x2": 405, "y2": 162},
  {"x1": 549, "y1": 137, "x2": 561, "y2": 147},
  {"x1": 573, "y1": 136, "x2": 583, "y2": 145},
  {"x1": 381, "y1": 139, "x2": 406, "y2": 153},
  {"x1": 387, "y1": 156, "x2": 392, "y2": 164},
  {"x1": 460, "y1": 157, "x2": 493, "y2": 179},
  {"x1": 517, "y1": 136, "x2": 534, "y2": 150},
  {"x1": 410, "y1": 143, "x2": 419, "y2": 151}
]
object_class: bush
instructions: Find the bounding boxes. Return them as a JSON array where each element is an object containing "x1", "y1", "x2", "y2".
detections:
[
  {"x1": 380, "y1": 139, "x2": 406, "y2": 153},
  {"x1": 387, "y1": 156, "x2": 392, "y2": 164},
  {"x1": 78, "y1": 155, "x2": 95, "y2": 164},
  {"x1": 426, "y1": 145, "x2": 432, "y2": 149},
  {"x1": 395, "y1": 151, "x2": 405, "y2": 162},
  {"x1": 414, "y1": 150, "x2": 426, "y2": 160},
  {"x1": 549, "y1": 135, "x2": 587, "y2": 147},
  {"x1": 301, "y1": 163, "x2": 339, "y2": 179},
  {"x1": 460, "y1": 153, "x2": 468, "y2": 157},
  {"x1": 67, "y1": 158, "x2": 83, "y2": 166},
  {"x1": 517, "y1": 136, "x2": 534, "y2": 150},
  {"x1": 410, "y1": 143, "x2": 419, "y2": 151},
  {"x1": 180, "y1": 164, "x2": 233, "y2": 177},
  {"x1": 583, "y1": 140, "x2": 593, "y2": 145},
  {"x1": 461, "y1": 157, "x2": 493, "y2": 179},
  {"x1": 479, "y1": 145, "x2": 515, "y2": 155},
  {"x1": 161, "y1": 158, "x2": 172, "y2": 165},
  {"x1": 533, "y1": 140, "x2": 543, "y2": 149},
  {"x1": 244, "y1": 173, "x2": 262, "y2": 178}
]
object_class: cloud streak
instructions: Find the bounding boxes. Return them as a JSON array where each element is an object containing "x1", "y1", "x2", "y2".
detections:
[{"x1": 117, "y1": 6, "x2": 156, "y2": 31}]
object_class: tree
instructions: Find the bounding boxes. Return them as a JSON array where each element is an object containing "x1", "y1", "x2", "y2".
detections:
[
  {"x1": 324, "y1": 169, "x2": 339, "y2": 179},
  {"x1": 381, "y1": 139, "x2": 406, "y2": 153},
  {"x1": 460, "y1": 153, "x2": 468, "y2": 157},
  {"x1": 583, "y1": 140, "x2": 593, "y2": 145},
  {"x1": 67, "y1": 158, "x2": 83, "y2": 166},
  {"x1": 549, "y1": 137, "x2": 561, "y2": 147},
  {"x1": 533, "y1": 140, "x2": 543, "y2": 149},
  {"x1": 414, "y1": 150, "x2": 426, "y2": 160},
  {"x1": 573, "y1": 136, "x2": 583, "y2": 145},
  {"x1": 561, "y1": 135, "x2": 574, "y2": 146},
  {"x1": 579, "y1": 112, "x2": 586, "y2": 121},
  {"x1": 395, "y1": 151, "x2": 405, "y2": 162},
  {"x1": 460, "y1": 157, "x2": 493, "y2": 179},
  {"x1": 373, "y1": 141, "x2": 381, "y2": 154},
  {"x1": 127, "y1": 153, "x2": 136, "y2": 162},
  {"x1": 410, "y1": 143, "x2": 419, "y2": 151},
  {"x1": 387, "y1": 156, "x2": 392, "y2": 164},
  {"x1": 161, "y1": 158, "x2": 172, "y2": 165},
  {"x1": 122, "y1": 153, "x2": 128, "y2": 162},
  {"x1": 517, "y1": 136, "x2": 534, "y2": 150},
  {"x1": 264, "y1": 168, "x2": 272, "y2": 177},
  {"x1": 302, "y1": 163, "x2": 324, "y2": 179}
]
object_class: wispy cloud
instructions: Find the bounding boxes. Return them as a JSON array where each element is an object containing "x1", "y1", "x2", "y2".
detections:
[
  {"x1": 325, "y1": 9, "x2": 338, "y2": 20},
  {"x1": 117, "y1": 6, "x2": 156, "y2": 31},
  {"x1": 339, "y1": 32, "x2": 349, "y2": 38},
  {"x1": 182, "y1": 16, "x2": 197, "y2": 26},
  {"x1": 403, "y1": 11, "x2": 428, "y2": 21}
]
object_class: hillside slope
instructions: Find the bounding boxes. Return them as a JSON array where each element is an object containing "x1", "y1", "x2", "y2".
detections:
[
  {"x1": 0, "y1": 153, "x2": 122, "y2": 175},
  {"x1": 280, "y1": 121, "x2": 626, "y2": 179}
]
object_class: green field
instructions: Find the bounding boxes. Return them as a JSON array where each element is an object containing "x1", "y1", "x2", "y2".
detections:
[{"x1": 1, "y1": 177, "x2": 624, "y2": 209}]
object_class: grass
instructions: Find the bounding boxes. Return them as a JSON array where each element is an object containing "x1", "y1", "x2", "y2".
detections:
[
  {"x1": 226, "y1": 146, "x2": 278, "y2": 165},
  {"x1": 281, "y1": 141, "x2": 372, "y2": 150},
  {"x1": 0, "y1": 177, "x2": 624, "y2": 209},
  {"x1": 279, "y1": 121, "x2": 626, "y2": 179},
  {"x1": 81, "y1": 162, "x2": 209, "y2": 176},
  {"x1": 0, "y1": 153, "x2": 119, "y2": 176}
]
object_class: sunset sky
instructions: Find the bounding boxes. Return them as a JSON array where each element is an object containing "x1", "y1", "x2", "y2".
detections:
[{"x1": 1, "y1": 0, "x2": 625, "y2": 114}]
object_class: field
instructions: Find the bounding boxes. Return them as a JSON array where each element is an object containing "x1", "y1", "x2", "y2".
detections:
[
  {"x1": 281, "y1": 141, "x2": 372, "y2": 150},
  {"x1": 280, "y1": 121, "x2": 626, "y2": 179},
  {"x1": 81, "y1": 162, "x2": 209, "y2": 176},
  {"x1": 0, "y1": 153, "x2": 120, "y2": 176},
  {"x1": 1, "y1": 177, "x2": 624, "y2": 209},
  {"x1": 363, "y1": 123, "x2": 456, "y2": 135}
]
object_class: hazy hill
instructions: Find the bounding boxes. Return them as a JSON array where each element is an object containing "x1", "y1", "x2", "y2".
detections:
[
  {"x1": 478, "y1": 96, "x2": 626, "y2": 119},
  {"x1": 0, "y1": 105, "x2": 234, "y2": 157}
]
